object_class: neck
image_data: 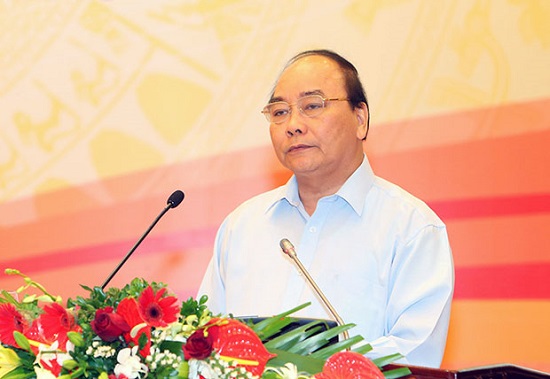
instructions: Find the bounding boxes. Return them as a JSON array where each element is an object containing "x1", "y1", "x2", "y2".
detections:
[{"x1": 296, "y1": 155, "x2": 363, "y2": 215}]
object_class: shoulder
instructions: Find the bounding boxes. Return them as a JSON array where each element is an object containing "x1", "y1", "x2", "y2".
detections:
[
  {"x1": 370, "y1": 176, "x2": 445, "y2": 228},
  {"x1": 223, "y1": 186, "x2": 286, "y2": 223}
]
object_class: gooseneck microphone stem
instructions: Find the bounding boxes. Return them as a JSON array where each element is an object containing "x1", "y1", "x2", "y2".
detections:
[
  {"x1": 101, "y1": 190, "x2": 185, "y2": 290},
  {"x1": 279, "y1": 238, "x2": 349, "y2": 341}
]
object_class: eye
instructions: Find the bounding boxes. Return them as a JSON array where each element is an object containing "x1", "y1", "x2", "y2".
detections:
[
  {"x1": 301, "y1": 97, "x2": 324, "y2": 113},
  {"x1": 303, "y1": 101, "x2": 323, "y2": 110},
  {"x1": 270, "y1": 104, "x2": 290, "y2": 118}
]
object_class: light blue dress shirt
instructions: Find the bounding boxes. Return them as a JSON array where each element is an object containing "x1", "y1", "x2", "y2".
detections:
[{"x1": 198, "y1": 155, "x2": 454, "y2": 367}]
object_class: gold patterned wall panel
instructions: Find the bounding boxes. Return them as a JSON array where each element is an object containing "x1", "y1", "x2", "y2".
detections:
[{"x1": 1, "y1": 0, "x2": 549, "y2": 371}]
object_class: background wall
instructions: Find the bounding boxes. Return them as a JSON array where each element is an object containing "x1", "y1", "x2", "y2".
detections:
[{"x1": 1, "y1": 0, "x2": 549, "y2": 372}]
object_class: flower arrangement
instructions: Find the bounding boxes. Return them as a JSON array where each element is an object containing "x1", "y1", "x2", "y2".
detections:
[{"x1": 0, "y1": 269, "x2": 410, "y2": 379}]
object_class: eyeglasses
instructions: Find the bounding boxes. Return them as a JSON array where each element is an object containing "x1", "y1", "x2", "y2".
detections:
[{"x1": 261, "y1": 95, "x2": 349, "y2": 124}]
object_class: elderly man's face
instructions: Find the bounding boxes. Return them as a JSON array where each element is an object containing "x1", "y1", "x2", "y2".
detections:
[{"x1": 269, "y1": 55, "x2": 368, "y2": 182}]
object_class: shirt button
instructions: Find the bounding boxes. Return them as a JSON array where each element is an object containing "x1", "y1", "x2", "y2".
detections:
[{"x1": 309, "y1": 226, "x2": 317, "y2": 233}]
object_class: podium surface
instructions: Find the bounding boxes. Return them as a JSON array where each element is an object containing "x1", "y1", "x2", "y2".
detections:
[{"x1": 394, "y1": 364, "x2": 550, "y2": 379}]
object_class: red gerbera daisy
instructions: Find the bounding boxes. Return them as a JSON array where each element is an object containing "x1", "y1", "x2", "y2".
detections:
[
  {"x1": 137, "y1": 286, "x2": 179, "y2": 327},
  {"x1": 0, "y1": 303, "x2": 28, "y2": 347},
  {"x1": 117, "y1": 297, "x2": 151, "y2": 357},
  {"x1": 24, "y1": 320, "x2": 44, "y2": 354},
  {"x1": 38, "y1": 303, "x2": 80, "y2": 349}
]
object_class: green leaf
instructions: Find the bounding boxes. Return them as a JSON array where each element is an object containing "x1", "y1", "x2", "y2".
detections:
[
  {"x1": 0, "y1": 290, "x2": 19, "y2": 304},
  {"x1": 246, "y1": 317, "x2": 295, "y2": 341},
  {"x1": 138, "y1": 331, "x2": 149, "y2": 350},
  {"x1": 62, "y1": 359, "x2": 79, "y2": 370},
  {"x1": 261, "y1": 370, "x2": 281, "y2": 379},
  {"x1": 289, "y1": 323, "x2": 356, "y2": 354},
  {"x1": 264, "y1": 321, "x2": 325, "y2": 351},
  {"x1": 372, "y1": 353, "x2": 404, "y2": 368},
  {"x1": 266, "y1": 348, "x2": 325, "y2": 375},
  {"x1": 67, "y1": 331, "x2": 85, "y2": 347},
  {"x1": 158, "y1": 340, "x2": 184, "y2": 357},
  {"x1": 180, "y1": 295, "x2": 212, "y2": 319},
  {"x1": 248, "y1": 303, "x2": 312, "y2": 336},
  {"x1": 21, "y1": 295, "x2": 36, "y2": 303},
  {"x1": 352, "y1": 343, "x2": 373, "y2": 355},
  {"x1": 13, "y1": 332, "x2": 31, "y2": 352},
  {"x1": 1, "y1": 366, "x2": 33, "y2": 379},
  {"x1": 178, "y1": 361, "x2": 189, "y2": 378},
  {"x1": 244, "y1": 302, "x2": 382, "y2": 369},
  {"x1": 309, "y1": 335, "x2": 365, "y2": 360}
]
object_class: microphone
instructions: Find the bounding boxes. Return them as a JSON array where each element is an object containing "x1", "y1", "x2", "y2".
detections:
[
  {"x1": 100, "y1": 190, "x2": 185, "y2": 290},
  {"x1": 279, "y1": 238, "x2": 349, "y2": 340}
]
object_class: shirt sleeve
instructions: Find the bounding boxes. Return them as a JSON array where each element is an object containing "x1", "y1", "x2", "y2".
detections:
[
  {"x1": 196, "y1": 218, "x2": 230, "y2": 315},
  {"x1": 367, "y1": 224, "x2": 454, "y2": 368}
]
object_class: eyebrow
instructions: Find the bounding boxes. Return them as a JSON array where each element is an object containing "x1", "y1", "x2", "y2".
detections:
[{"x1": 269, "y1": 89, "x2": 325, "y2": 103}]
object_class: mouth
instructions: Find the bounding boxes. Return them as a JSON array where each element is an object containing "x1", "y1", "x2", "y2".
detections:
[{"x1": 287, "y1": 144, "x2": 311, "y2": 153}]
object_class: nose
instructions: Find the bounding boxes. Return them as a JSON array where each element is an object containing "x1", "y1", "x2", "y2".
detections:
[{"x1": 284, "y1": 106, "x2": 306, "y2": 137}]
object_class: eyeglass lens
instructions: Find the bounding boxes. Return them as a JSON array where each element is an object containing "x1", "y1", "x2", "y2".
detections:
[{"x1": 264, "y1": 95, "x2": 326, "y2": 123}]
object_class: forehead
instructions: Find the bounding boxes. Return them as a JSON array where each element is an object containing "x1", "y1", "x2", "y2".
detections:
[{"x1": 272, "y1": 55, "x2": 345, "y2": 100}]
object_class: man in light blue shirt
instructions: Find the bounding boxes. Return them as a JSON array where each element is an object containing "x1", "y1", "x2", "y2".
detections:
[{"x1": 198, "y1": 49, "x2": 454, "y2": 368}]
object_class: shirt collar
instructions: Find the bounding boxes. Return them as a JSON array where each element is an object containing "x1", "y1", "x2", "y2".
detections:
[
  {"x1": 336, "y1": 154, "x2": 375, "y2": 216},
  {"x1": 267, "y1": 154, "x2": 375, "y2": 216}
]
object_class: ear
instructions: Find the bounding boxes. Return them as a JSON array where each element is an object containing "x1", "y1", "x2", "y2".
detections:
[{"x1": 354, "y1": 102, "x2": 369, "y2": 140}]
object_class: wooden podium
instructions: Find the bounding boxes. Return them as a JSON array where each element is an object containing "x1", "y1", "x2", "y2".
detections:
[{"x1": 391, "y1": 364, "x2": 550, "y2": 379}]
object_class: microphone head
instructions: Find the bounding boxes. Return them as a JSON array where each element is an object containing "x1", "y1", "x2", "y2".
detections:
[
  {"x1": 167, "y1": 190, "x2": 185, "y2": 208},
  {"x1": 280, "y1": 238, "x2": 296, "y2": 257}
]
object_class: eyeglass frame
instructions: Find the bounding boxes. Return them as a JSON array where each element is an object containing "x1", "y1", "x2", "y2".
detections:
[{"x1": 261, "y1": 95, "x2": 350, "y2": 124}]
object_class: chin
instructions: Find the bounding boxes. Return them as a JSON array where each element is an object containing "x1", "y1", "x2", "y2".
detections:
[
  {"x1": 283, "y1": 153, "x2": 322, "y2": 173},
  {"x1": 288, "y1": 163, "x2": 319, "y2": 175}
]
